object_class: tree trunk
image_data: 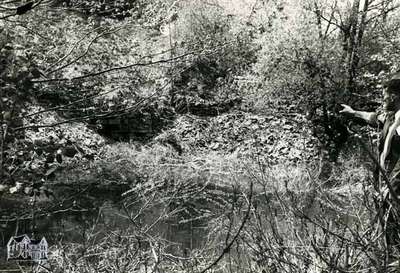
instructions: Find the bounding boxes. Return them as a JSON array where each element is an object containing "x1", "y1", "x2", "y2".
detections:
[
  {"x1": 344, "y1": 0, "x2": 360, "y2": 94},
  {"x1": 356, "y1": 0, "x2": 369, "y2": 48},
  {"x1": 314, "y1": 2, "x2": 323, "y2": 39}
]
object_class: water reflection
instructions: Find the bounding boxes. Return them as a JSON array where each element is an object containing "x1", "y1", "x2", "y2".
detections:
[{"x1": 0, "y1": 183, "x2": 208, "y2": 268}]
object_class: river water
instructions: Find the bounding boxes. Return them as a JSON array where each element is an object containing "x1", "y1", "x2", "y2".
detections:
[{"x1": 0, "y1": 182, "x2": 213, "y2": 269}]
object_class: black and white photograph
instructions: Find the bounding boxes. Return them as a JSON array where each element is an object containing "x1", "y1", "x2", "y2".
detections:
[{"x1": 1, "y1": 0, "x2": 400, "y2": 272}]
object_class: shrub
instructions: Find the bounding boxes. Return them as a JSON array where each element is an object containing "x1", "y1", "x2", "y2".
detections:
[
  {"x1": 168, "y1": 0, "x2": 257, "y2": 112},
  {"x1": 0, "y1": 27, "x2": 37, "y2": 184},
  {"x1": 247, "y1": 5, "x2": 350, "y2": 161}
]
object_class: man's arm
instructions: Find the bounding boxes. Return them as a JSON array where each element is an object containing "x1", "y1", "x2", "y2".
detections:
[
  {"x1": 340, "y1": 104, "x2": 379, "y2": 125},
  {"x1": 380, "y1": 110, "x2": 400, "y2": 169}
]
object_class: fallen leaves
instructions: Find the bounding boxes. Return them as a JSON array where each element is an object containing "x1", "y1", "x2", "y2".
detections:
[{"x1": 163, "y1": 110, "x2": 319, "y2": 163}]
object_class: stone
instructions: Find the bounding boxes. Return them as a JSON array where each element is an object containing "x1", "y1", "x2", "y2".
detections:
[
  {"x1": 0, "y1": 184, "x2": 7, "y2": 192},
  {"x1": 24, "y1": 187, "x2": 33, "y2": 195}
]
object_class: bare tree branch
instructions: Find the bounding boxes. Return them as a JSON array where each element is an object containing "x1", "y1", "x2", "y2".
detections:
[
  {"x1": 32, "y1": 40, "x2": 235, "y2": 83},
  {"x1": 199, "y1": 182, "x2": 253, "y2": 273},
  {"x1": 45, "y1": 25, "x2": 106, "y2": 74}
]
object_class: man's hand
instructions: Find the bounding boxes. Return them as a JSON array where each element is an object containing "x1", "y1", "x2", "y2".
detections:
[
  {"x1": 339, "y1": 104, "x2": 378, "y2": 124},
  {"x1": 339, "y1": 104, "x2": 355, "y2": 115}
]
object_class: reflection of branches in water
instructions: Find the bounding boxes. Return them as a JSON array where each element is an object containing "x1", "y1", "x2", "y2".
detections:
[
  {"x1": 6, "y1": 160, "x2": 398, "y2": 272},
  {"x1": 200, "y1": 181, "x2": 253, "y2": 273},
  {"x1": 46, "y1": 171, "x2": 254, "y2": 272},
  {"x1": 40, "y1": 161, "x2": 399, "y2": 272},
  {"x1": 0, "y1": 184, "x2": 94, "y2": 223}
]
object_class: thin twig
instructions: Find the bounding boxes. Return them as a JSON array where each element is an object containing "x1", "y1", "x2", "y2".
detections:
[
  {"x1": 32, "y1": 40, "x2": 236, "y2": 83},
  {"x1": 199, "y1": 182, "x2": 253, "y2": 273},
  {"x1": 32, "y1": 50, "x2": 198, "y2": 83}
]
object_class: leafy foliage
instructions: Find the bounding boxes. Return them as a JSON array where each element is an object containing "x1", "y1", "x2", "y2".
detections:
[
  {"x1": 0, "y1": 27, "x2": 37, "y2": 184},
  {"x1": 248, "y1": 1, "x2": 393, "y2": 160},
  {"x1": 254, "y1": 11, "x2": 346, "y2": 159},
  {"x1": 56, "y1": 0, "x2": 137, "y2": 19},
  {"x1": 168, "y1": 1, "x2": 257, "y2": 114}
]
